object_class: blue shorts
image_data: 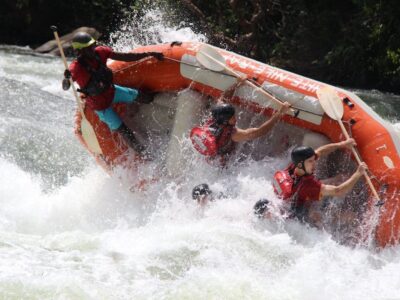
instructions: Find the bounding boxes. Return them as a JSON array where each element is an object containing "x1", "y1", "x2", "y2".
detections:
[{"x1": 95, "y1": 85, "x2": 139, "y2": 131}]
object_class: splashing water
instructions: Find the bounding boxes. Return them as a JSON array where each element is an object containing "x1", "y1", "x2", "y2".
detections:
[
  {"x1": 1, "y1": 9, "x2": 400, "y2": 300},
  {"x1": 109, "y1": 7, "x2": 207, "y2": 52}
]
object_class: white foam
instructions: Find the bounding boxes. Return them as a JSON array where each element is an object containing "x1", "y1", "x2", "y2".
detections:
[
  {"x1": 109, "y1": 8, "x2": 206, "y2": 51},
  {"x1": 1, "y1": 9, "x2": 400, "y2": 299}
]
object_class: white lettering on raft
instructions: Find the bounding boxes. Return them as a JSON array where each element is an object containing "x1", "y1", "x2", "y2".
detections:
[
  {"x1": 264, "y1": 68, "x2": 320, "y2": 93},
  {"x1": 290, "y1": 78, "x2": 319, "y2": 93},
  {"x1": 225, "y1": 57, "x2": 320, "y2": 93},
  {"x1": 265, "y1": 69, "x2": 289, "y2": 82}
]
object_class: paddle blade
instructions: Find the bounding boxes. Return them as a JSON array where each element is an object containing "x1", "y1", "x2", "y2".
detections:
[
  {"x1": 316, "y1": 86, "x2": 344, "y2": 120},
  {"x1": 81, "y1": 117, "x2": 103, "y2": 155},
  {"x1": 196, "y1": 44, "x2": 226, "y2": 72}
]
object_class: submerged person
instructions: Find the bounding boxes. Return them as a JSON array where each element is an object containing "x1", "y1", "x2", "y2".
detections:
[
  {"x1": 273, "y1": 139, "x2": 367, "y2": 227},
  {"x1": 62, "y1": 32, "x2": 164, "y2": 155},
  {"x1": 191, "y1": 78, "x2": 291, "y2": 165},
  {"x1": 192, "y1": 183, "x2": 213, "y2": 207},
  {"x1": 253, "y1": 199, "x2": 272, "y2": 219},
  {"x1": 191, "y1": 183, "x2": 227, "y2": 207}
]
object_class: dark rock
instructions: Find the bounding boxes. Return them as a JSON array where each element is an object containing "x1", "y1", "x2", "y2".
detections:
[{"x1": 35, "y1": 27, "x2": 101, "y2": 56}]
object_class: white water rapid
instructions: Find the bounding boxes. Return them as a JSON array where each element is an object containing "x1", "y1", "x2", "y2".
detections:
[{"x1": 1, "y1": 9, "x2": 400, "y2": 300}]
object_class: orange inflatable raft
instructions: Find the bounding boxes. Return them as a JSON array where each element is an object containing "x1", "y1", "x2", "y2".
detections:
[{"x1": 74, "y1": 42, "x2": 400, "y2": 248}]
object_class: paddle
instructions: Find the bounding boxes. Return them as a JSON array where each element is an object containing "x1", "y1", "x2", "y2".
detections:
[
  {"x1": 196, "y1": 44, "x2": 296, "y2": 114},
  {"x1": 316, "y1": 86, "x2": 381, "y2": 203},
  {"x1": 50, "y1": 26, "x2": 102, "y2": 155}
]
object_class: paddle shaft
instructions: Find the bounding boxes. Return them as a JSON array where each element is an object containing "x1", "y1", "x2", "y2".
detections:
[
  {"x1": 199, "y1": 51, "x2": 288, "y2": 110},
  {"x1": 112, "y1": 49, "x2": 316, "y2": 117},
  {"x1": 51, "y1": 26, "x2": 84, "y2": 115},
  {"x1": 336, "y1": 116, "x2": 381, "y2": 201},
  {"x1": 88, "y1": 47, "x2": 317, "y2": 117}
]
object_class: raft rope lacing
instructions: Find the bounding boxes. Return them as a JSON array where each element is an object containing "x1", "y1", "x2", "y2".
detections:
[
  {"x1": 109, "y1": 48, "x2": 386, "y2": 203},
  {"x1": 112, "y1": 55, "x2": 322, "y2": 118}
]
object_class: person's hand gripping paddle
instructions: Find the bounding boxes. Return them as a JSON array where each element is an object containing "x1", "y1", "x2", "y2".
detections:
[
  {"x1": 196, "y1": 44, "x2": 296, "y2": 115},
  {"x1": 317, "y1": 86, "x2": 382, "y2": 206},
  {"x1": 50, "y1": 26, "x2": 102, "y2": 155}
]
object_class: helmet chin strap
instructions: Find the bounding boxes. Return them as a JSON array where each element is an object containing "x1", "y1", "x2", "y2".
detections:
[{"x1": 300, "y1": 161, "x2": 312, "y2": 176}]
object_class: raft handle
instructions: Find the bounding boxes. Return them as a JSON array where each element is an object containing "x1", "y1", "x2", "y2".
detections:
[
  {"x1": 376, "y1": 144, "x2": 387, "y2": 152},
  {"x1": 170, "y1": 41, "x2": 182, "y2": 47},
  {"x1": 343, "y1": 97, "x2": 354, "y2": 108}
]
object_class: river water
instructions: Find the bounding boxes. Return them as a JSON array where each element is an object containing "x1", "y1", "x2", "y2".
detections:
[{"x1": 1, "y1": 12, "x2": 400, "y2": 300}]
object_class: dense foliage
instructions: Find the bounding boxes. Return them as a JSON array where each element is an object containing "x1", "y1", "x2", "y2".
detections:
[
  {"x1": 177, "y1": 0, "x2": 400, "y2": 93},
  {"x1": 0, "y1": 0, "x2": 131, "y2": 45},
  {"x1": 1, "y1": 0, "x2": 399, "y2": 92}
]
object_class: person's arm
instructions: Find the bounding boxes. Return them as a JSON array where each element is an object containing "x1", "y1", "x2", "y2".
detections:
[
  {"x1": 320, "y1": 163, "x2": 367, "y2": 197},
  {"x1": 315, "y1": 138, "x2": 356, "y2": 157},
  {"x1": 110, "y1": 51, "x2": 164, "y2": 62},
  {"x1": 231, "y1": 102, "x2": 291, "y2": 142},
  {"x1": 217, "y1": 75, "x2": 247, "y2": 104}
]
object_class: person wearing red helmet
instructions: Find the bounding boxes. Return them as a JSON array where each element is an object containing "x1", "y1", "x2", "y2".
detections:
[{"x1": 62, "y1": 32, "x2": 163, "y2": 156}]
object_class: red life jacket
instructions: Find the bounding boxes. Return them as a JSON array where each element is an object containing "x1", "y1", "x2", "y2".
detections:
[
  {"x1": 77, "y1": 52, "x2": 114, "y2": 96},
  {"x1": 273, "y1": 165, "x2": 295, "y2": 200},
  {"x1": 70, "y1": 46, "x2": 115, "y2": 111},
  {"x1": 190, "y1": 119, "x2": 236, "y2": 157},
  {"x1": 273, "y1": 164, "x2": 320, "y2": 204}
]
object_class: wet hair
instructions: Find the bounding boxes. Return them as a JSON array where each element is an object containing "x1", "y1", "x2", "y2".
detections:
[
  {"x1": 253, "y1": 199, "x2": 270, "y2": 217},
  {"x1": 192, "y1": 183, "x2": 212, "y2": 200}
]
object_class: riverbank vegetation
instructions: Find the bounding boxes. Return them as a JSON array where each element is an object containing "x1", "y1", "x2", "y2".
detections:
[{"x1": 1, "y1": 0, "x2": 399, "y2": 92}]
